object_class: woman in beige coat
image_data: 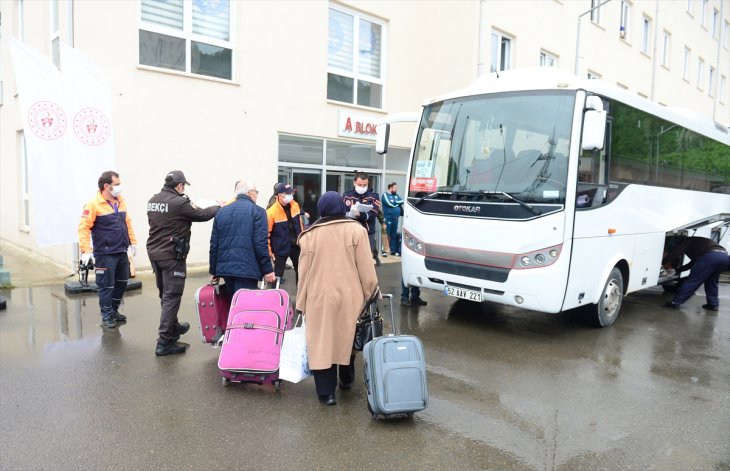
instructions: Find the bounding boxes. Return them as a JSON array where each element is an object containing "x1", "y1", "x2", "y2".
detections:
[{"x1": 296, "y1": 191, "x2": 378, "y2": 405}]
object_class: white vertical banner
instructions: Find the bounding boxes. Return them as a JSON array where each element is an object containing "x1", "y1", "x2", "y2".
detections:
[
  {"x1": 8, "y1": 37, "x2": 78, "y2": 246},
  {"x1": 59, "y1": 43, "x2": 116, "y2": 207}
]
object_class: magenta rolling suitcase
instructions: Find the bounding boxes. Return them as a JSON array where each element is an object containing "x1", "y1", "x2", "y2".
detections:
[
  {"x1": 195, "y1": 282, "x2": 231, "y2": 344},
  {"x1": 218, "y1": 286, "x2": 294, "y2": 389}
]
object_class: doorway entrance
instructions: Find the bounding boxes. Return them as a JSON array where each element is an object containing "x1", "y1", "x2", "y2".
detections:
[{"x1": 278, "y1": 168, "x2": 322, "y2": 223}]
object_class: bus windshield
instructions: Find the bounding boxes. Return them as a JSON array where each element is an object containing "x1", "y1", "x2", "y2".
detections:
[{"x1": 410, "y1": 90, "x2": 576, "y2": 205}]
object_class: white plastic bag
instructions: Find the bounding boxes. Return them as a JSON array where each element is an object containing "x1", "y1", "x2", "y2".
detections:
[{"x1": 279, "y1": 314, "x2": 312, "y2": 383}]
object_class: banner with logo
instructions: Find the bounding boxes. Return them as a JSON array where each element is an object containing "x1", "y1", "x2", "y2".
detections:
[
  {"x1": 60, "y1": 43, "x2": 116, "y2": 208},
  {"x1": 8, "y1": 37, "x2": 78, "y2": 246},
  {"x1": 8, "y1": 38, "x2": 118, "y2": 247}
]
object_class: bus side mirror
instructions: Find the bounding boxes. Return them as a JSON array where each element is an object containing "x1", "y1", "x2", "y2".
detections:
[
  {"x1": 581, "y1": 110, "x2": 606, "y2": 151},
  {"x1": 376, "y1": 123, "x2": 390, "y2": 155}
]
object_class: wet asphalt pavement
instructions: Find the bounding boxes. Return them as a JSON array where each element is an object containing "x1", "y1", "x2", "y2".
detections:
[{"x1": 0, "y1": 262, "x2": 728, "y2": 471}]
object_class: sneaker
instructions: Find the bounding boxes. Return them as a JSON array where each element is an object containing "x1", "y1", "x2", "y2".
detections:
[
  {"x1": 390, "y1": 252, "x2": 396, "y2": 256},
  {"x1": 101, "y1": 317, "x2": 117, "y2": 329},
  {"x1": 155, "y1": 341, "x2": 188, "y2": 356},
  {"x1": 410, "y1": 297, "x2": 428, "y2": 306},
  {"x1": 177, "y1": 322, "x2": 191, "y2": 336},
  {"x1": 701, "y1": 304, "x2": 719, "y2": 311},
  {"x1": 395, "y1": 252, "x2": 401, "y2": 257},
  {"x1": 381, "y1": 252, "x2": 388, "y2": 258},
  {"x1": 114, "y1": 313, "x2": 127, "y2": 322},
  {"x1": 401, "y1": 298, "x2": 412, "y2": 307},
  {"x1": 664, "y1": 301, "x2": 680, "y2": 310}
]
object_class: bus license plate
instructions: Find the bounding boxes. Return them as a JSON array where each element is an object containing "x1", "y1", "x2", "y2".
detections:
[{"x1": 444, "y1": 285, "x2": 482, "y2": 302}]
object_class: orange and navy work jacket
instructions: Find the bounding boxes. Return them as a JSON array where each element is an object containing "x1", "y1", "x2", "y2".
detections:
[
  {"x1": 78, "y1": 191, "x2": 137, "y2": 256},
  {"x1": 266, "y1": 200, "x2": 304, "y2": 257}
]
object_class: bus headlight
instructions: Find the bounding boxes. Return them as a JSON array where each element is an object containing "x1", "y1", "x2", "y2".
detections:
[
  {"x1": 403, "y1": 229, "x2": 426, "y2": 256},
  {"x1": 512, "y1": 244, "x2": 563, "y2": 269}
]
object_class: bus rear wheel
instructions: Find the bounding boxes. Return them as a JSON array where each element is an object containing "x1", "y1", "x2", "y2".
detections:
[{"x1": 590, "y1": 267, "x2": 623, "y2": 327}]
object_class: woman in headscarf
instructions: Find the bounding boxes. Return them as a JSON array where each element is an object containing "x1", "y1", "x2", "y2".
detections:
[{"x1": 295, "y1": 191, "x2": 378, "y2": 405}]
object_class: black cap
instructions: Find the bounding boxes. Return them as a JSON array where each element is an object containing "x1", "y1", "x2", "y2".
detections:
[
  {"x1": 165, "y1": 170, "x2": 191, "y2": 186},
  {"x1": 274, "y1": 183, "x2": 294, "y2": 194}
]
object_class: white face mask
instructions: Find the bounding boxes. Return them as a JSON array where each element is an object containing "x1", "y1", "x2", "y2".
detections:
[
  {"x1": 111, "y1": 185, "x2": 122, "y2": 197},
  {"x1": 282, "y1": 194, "x2": 294, "y2": 205},
  {"x1": 355, "y1": 185, "x2": 368, "y2": 195}
]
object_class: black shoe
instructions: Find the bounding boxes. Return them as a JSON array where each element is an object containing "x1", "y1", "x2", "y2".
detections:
[
  {"x1": 114, "y1": 313, "x2": 127, "y2": 322},
  {"x1": 411, "y1": 297, "x2": 428, "y2": 306},
  {"x1": 401, "y1": 298, "x2": 412, "y2": 307},
  {"x1": 702, "y1": 304, "x2": 719, "y2": 311},
  {"x1": 101, "y1": 317, "x2": 117, "y2": 329},
  {"x1": 664, "y1": 301, "x2": 680, "y2": 310},
  {"x1": 177, "y1": 322, "x2": 190, "y2": 336},
  {"x1": 318, "y1": 393, "x2": 337, "y2": 405},
  {"x1": 155, "y1": 342, "x2": 188, "y2": 356},
  {"x1": 338, "y1": 381, "x2": 353, "y2": 391},
  {"x1": 390, "y1": 252, "x2": 396, "y2": 256},
  {"x1": 381, "y1": 252, "x2": 388, "y2": 258}
]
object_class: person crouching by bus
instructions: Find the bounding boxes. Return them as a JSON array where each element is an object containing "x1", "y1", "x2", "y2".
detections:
[
  {"x1": 296, "y1": 191, "x2": 378, "y2": 406},
  {"x1": 266, "y1": 183, "x2": 304, "y2": 285},
  {"x1": 663, "y1": 236, "x2": 729, "y2": 312}
]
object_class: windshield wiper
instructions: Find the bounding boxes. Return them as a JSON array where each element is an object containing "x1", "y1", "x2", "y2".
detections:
[
  {"x1": 451, "y1": 190, "x2": 542, "y2": 215},
  {"x1": 414, "y1": 191, "x2": 452, "y2": 206},
  {"x1": 501, "y1": 192, "x2": 542, "y2": 215}
]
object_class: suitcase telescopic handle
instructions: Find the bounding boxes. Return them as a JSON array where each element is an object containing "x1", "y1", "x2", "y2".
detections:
[{"x1": 381, "y1": 293, "x2": 396, "y2": 335}]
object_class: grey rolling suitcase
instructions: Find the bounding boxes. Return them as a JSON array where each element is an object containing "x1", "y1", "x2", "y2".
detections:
[{"x1": 363, "y1": 293, "x2": 428, "y2": 419}]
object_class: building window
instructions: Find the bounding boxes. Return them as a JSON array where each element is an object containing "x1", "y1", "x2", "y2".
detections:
[
  {"x1": 619, "y1": 0, "x2": 631, "y2": 39},
  {"x1": 587, "y1": 70, "x2": 601, "y2": 80},
  {"x1": 17, "y1": 0, "x2": 24, "y2": 40},
  {"x1": 701, "y1": 0, "x2": 707, "y2": 27},
  {"x1": 19, "y1": 131, "x2": 30, "y2": 230},
  {"x1": 539, "y1": 51, "x2": 557, "y2": 67},
  {"x1": 590, "y1": 0, "x2": 602, "y2": 23},
  {"x1": 711, "y1": 8, "x2": 719, "y2": 37},
  {"x1": 138, "y1": 0, "x2": 233, "y2": 80},
  {"x1": 490, "y1": 31, "x2": 512, "y2": 73},
  {"x1": 327, "y1": 6, "x2": 384, "y2": 109},
  {"x1": 661, "y1": 31, "x2": 670, "y2": 67},
  {"x1": 697, "y1": 57, "x2": 704, "y2": 90},
  {"x1": 51, "y1": 0, "x2": 60, "y2": 67},
  {"x1": 641, "y1": 16, "x2": 651, "y2": 55},
  {"x1": 708, "y1": 66, "x2": 715, "y2": 97},
  {"x1": 682, "y1": 47, "x2": 691, "y2": 80},
  {"x1": 720, "y1": 75, "x2": 727, "y2": 103}
]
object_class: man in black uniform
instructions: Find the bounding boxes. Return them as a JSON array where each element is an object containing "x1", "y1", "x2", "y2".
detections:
[
  {"x1": 663, "y1": 236, "x2": 729, "y2": 311},
  {"x1": 147, "y1": 170, "x2": 220, "y2": 356}
]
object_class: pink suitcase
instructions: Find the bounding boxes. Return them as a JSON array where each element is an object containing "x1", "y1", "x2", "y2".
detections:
[
  {"x1": 218, "y1": 287, "x2": 294, "y2": 389},
  {"x1": 195, "y1": 282, "x2": 232, "y2": 344}
]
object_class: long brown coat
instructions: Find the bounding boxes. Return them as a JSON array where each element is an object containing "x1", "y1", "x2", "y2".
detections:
[{"x1": 296, "y1": 218, "x2": 378, "y2": 370}]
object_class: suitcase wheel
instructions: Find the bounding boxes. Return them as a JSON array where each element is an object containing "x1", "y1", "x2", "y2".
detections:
[
  {"x1": 221, "y1": 377, "x2": 231, "y2": 386},
  {"x1": 274, "y1": 381, "x2": 281, "y2": 392}
]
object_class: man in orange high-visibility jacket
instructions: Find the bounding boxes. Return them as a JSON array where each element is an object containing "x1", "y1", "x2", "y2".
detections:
[
  {"x1": 78, "y1": 170, "x2": 137, "y2": 329},
  {"x1": 266, "y1": 183, "x2": 304, "y2": 285}
]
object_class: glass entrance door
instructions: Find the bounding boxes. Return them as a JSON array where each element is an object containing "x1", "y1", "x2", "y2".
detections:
[
  {"x1": 279, "y1": 167, "x2": 322, "y2": 224},
  {"x1": 326, "y1": 172, "x2": 380, "y2": 195}
]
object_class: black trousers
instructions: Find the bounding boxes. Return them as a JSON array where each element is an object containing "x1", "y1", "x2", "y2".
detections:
[
  {"x1": 95, "y1": 253, "x2": 129, "y2": 322},
  {"x1": 312, "y1": 354, "x2": 356, "y2": 396},
  {"x1": 151, "y1": 259, "x2": 187, "y2": 345},
  {"x1": 274, "y1": 244, "x2": 300, "y2": 284}
]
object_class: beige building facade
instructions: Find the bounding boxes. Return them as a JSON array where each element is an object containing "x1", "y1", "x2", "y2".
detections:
[{"x1": 1, "y1": 0, "x2": 728, "y2": 271}]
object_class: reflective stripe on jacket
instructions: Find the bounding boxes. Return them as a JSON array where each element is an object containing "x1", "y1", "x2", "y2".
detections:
[
  {"x1": 342, "y1": 189, "x2": 381, "y2": 234},
  {"x1": 78, "y1": 192, "x2": 136, "y2": 255}
]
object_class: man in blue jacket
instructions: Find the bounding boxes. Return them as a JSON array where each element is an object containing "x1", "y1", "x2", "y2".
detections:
[
  {"x1": 381, "y1": 182, "x2": 404, "y2": 256},
  {"x1": 343, "y1": 171, "x2": 382, "y2": 266},
  {"x1": 210, "y1": 180, "x2": 276, "y2": 292}
]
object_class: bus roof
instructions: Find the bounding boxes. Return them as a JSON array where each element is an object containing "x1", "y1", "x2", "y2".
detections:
[{"x1": 424, "y1": 67, "x2": 730, "y2": 146}]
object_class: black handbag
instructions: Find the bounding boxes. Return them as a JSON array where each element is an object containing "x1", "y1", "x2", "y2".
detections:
[{"x1": 353, "y1": 288, "x2": 383, "y2": 351}]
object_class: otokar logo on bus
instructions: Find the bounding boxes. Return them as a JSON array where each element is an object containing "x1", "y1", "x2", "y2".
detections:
[{"x1": 454, "y1": 205, "x2": 481, "y2": 213}]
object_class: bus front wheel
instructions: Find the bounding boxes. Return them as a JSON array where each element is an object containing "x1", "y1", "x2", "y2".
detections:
[{"x1": 590, "y1": 267, "x2": 623, "y2": 327}]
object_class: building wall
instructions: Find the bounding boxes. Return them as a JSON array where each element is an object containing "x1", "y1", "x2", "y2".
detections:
[{"x1": 1, "y1": 0, "x2": 727, "y2": 271}]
